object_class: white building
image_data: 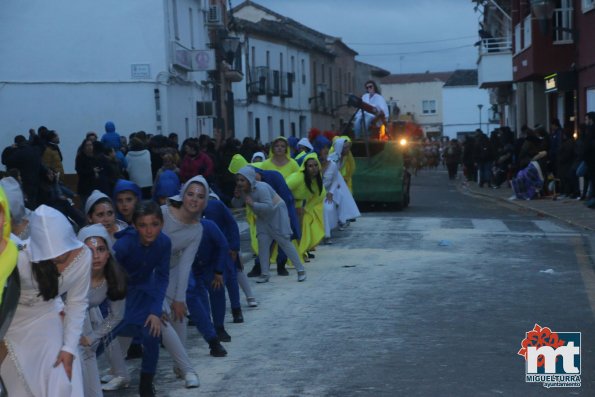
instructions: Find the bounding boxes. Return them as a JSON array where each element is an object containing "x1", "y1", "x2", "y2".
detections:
[
  {"x1": 231, "y1": 2, "x2": 320, "y2": 141},
  {"x1": 0, "y1": 0, "x2": 218, "y2": 173},
  {"x1": 380, "y1": 72, "x2": 453, "y2": 138},
  {"x1": 442, "y1": 69, "x2": 499, "y2": 140},
  {"x1": 231, "y1": 19, "x2": 312, "y2": 142}
]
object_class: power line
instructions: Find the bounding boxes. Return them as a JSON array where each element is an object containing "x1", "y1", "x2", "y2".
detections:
[
  {"x1": 360, "y1": 44, "x2": 473, "y2": 57},
  {"x1": 346, "y1": 35, "x2": 476, "y2": 46}
]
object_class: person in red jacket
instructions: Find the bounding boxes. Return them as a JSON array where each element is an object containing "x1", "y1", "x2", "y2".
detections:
[{"x1": 179, "y1": 139, "x2": 214, "y2": 182}]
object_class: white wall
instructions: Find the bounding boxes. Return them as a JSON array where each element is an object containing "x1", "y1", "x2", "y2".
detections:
[
  {"x1": 381, "y1": 81, "x2": 445, "y2": 128},
  {"x1": 442, "y1": 86, "x2": 498, "y2": 139},
  {"x1": 233, "y1": 35, "x2": 311, "y2": 142},
  {"x1": 0, "y1": 0, "x2": 213, "y2": 173},
  {"x1": 0, "y1": 0, "x2": 168, "y2": 81},
  {"x1": 0, "y1": 83, "x2": 159, "y2": 173}
]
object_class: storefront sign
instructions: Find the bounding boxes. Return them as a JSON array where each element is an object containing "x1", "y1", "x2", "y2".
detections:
[{"x1": 545, "y1": 73, "x2": 557, "y2": 93}]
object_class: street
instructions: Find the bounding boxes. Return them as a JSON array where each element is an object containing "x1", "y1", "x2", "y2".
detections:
[{"x1": 113, "y1": 169, "x2": 595, "y2": 397}]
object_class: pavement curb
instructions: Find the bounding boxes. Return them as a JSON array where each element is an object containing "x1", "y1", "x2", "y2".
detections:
[{"x1": 458, "y1": 182, "x2": 595, "y2": 233}]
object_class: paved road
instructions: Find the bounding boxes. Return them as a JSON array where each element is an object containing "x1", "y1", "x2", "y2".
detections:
[{"x1": 111, "y1": 169, "x2": 595, "y2": 396}]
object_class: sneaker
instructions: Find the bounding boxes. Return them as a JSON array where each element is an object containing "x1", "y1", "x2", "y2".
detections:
[
  {"x1": 102, "y1": 376, "x2": 130, "y2": 391},
  {"x1": 307, "y1": 252, "x2": 315, "y2": 259},
  {"x1": 297, "y1": 271, "x2": 307, "y2": 282},
  {"x1": 256, "y1": 275, "x2": 270, "y2": 283},
  {"x1": 100, "y1": 374, "x2": 115, "y2": 384},
  {"x1": 247, "y1": 297, "x2": 258, "y2": 307},
  {"x1": 184, "y1": 372, "x2": 200, "y2": 388},
  {"x1": 216, "y1": 327, "x2": 231, "y2": 342},
  {"x1": 323, "y1": 237, "x2": 333, "y2": 245}
]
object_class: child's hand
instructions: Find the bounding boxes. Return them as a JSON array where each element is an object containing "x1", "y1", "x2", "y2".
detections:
[
  {"x1": 244, "y1": 195, "x2": 254, "y2": 206},
  {"x1": 145, "y1": 314, "x2": 162, "y2": 337},
  {"x1": 53, "y1": 351, "x2": 74, "y2": 380},
  {"x1": 171, "y1": 301, "x2": 187, "y2": 323},
  {"x1": 211, "y1": 274, "x2": 224, "y2": 290}
]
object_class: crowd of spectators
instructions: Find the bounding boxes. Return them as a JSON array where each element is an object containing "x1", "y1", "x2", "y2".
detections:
[
  {"x1": 436, "y1": 112, "x2": 595, "y2": 205},
  {"x1": 1, "y1": 122, "x2": 271, "y2": 224}
]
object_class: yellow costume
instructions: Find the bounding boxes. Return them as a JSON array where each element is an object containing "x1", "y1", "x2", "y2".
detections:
[
  {"x1": 0, "y1": 186, "x2": 18, "y2": 305},
  {"x1": 260, "y1": 136, "x2": 300, "y2": 179},
  {"x1": 286, "y1": 153, "x2": 325, "y2": 259}
]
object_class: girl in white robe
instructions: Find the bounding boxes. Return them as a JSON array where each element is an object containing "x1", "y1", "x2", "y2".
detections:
[{"x1": 1, "y1": 205, "x2": 90, "y2": 397}]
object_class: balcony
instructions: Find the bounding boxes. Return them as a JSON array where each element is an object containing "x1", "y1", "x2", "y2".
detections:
[{"x1": 477, "y1": 37, "x2": 513, "y2": 88}]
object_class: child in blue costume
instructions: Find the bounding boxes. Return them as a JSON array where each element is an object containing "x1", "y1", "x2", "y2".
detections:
[
  {"x1": 111, "y1": 201, "x2": 170, "y2": 397},
  {"x1": 180, "y1": 178, "x2": 232, "y2": 347},
  {"x1": 112, "y1": 179, "x2": 142, "y2": 224},
  {"x1": 203, "y1": 192, "x2": 246, "y2": 324}
]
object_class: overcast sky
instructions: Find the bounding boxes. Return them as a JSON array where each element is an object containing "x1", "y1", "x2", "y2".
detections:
[{"x1": 238, "y1": 0, "x2": 481, "y2": 75}]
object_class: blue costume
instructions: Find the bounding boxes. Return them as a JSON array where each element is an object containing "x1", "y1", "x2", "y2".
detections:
[
  {"x1": 101, "y1": 121, "x2": 127, "y2": 169},
  {"x1": 112, "y1": 179, "x2": 141, "y2": 221},
  {"x1": 152, "y1": 170, "x2": 180, "y2": 203},
  {"x1": 110, "y1": 227, "x2": 171, "y2": 375},
  {"x1": 203, "y1": 199, "x2": 241, "y2": 312},
  {"x1": 186, "y1": 219, "x2": 229, "y2": 342}
]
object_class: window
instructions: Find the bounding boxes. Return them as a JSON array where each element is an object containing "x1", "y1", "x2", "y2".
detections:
[
  {"x1": 196, "y1": 101, "x2": 214, "y2": 117},
  {"x1": 583, "y1": 0, "x2": 595, "y2": 12},
  {"x1": 301, "y1": 59, "x2": 306, "y2": 85},
  {"x1": 422, "y1": 100, "x2": 436, "y2": 115},
  {"x1": 255, "y1": 118, "x2": 261, "y2": 142},
  {"x1": 279, "y1": 120, "x2": 285, "y2": 136}
]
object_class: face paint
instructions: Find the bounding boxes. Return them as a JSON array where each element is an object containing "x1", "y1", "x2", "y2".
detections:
[{"x1": 89, "y1": 237, "x2": 99, "y2": 248}]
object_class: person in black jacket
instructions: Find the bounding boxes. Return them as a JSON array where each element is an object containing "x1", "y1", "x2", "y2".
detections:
[
  {"x1": 473, "y1": 130, "x2": 495, "y2": 187},
  {"x1": 1, "y1": 135, "x2": 44, "y2": 209}
]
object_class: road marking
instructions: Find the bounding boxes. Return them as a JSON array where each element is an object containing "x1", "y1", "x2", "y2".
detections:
[
  {"x1": 533, "y1": 219, "x2": 570, "y2": 233},
  {"x1": 471, "y1": 219, "x2": 509, "y2": 232}
]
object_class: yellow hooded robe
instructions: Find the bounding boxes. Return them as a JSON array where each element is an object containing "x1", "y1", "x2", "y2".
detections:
[{"x1": 286, "y1": 153, "x2": 325, "y2": 259}]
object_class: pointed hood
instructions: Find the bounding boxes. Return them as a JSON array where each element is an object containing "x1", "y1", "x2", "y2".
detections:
[
  {"x1": 85, "y1": 189, "x2": 111, "y2": 216},
  {"x1": 77, "y1": 223, "x2": 114, "y2": 252},
  {"x1": 299, "y1": 152, "x2": 322, "y2": 172},
  {"x1": 105, "y1": 121, "x2": 116, "y2": 133},
  {"x1": 169, "y1": 175, "x2": 210, "y2": 204},
  {"x1": 228, "y1": 154, "x2": 249, "y2": 174},
  {"x1": 237, "y1": 166, "x2": 257, "y2": 190},
  {"x1": 297, "y1": 138, "x2": 313, "y2": 151},
  {"x1": 29, "y1": 205, "x2": 83, "y2": 262},
  {"x1": 113, "y1": 179, "x2": 142, "y2": 202},
  {"x1": 251, "y1": 151, "x2": 266, "y2": 163},
  {"x1": 153, "y1": 170, "x2": 180, "y2": 201},
  {"x1": 312, "y1": 135, "x2": 331, "y2": 157},
  {"x1": 329, "y1": 137, "x2": 347, "y2": 162}
]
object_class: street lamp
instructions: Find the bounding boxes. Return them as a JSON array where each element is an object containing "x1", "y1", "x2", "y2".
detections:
[
  {"x1": 478, "y1": 104, "x2": 483, "y2": 131},
  {"x1": 221, "y1": 36, "x2": 240, "y2": 65}
]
